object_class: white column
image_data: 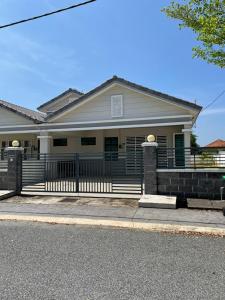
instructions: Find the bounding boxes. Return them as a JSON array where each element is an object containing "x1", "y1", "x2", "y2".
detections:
[
  {"x1": 182, "y1": 128, "x2": 192, "y2": 167},
  {"x1": 37, "y1": 131, "x2": 52, "y2": 154},
  {"x1": 182, "y1": 128, "x2": 192, "y2": 148}
]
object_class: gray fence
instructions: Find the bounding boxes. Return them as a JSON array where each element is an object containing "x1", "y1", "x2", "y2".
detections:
[
  {"x1": 22, "y1": 152, "x2": 143, "y2": 195},
  {"x1": 157, "y1": 147, "x2": 225, "y2": 169}
]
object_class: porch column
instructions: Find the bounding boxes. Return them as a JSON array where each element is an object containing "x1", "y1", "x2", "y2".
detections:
[
  {"x1": 37, "y1": 131, "x2": 52, "y2": 154},
  {"x1": 182, "y1": 128, "x2": 192, "y2": 167},
  {"x1": 182, "y1": 128, "x2": 192, "y2": 148}
]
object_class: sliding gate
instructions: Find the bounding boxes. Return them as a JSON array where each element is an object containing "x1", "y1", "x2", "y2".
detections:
[{"x1": 22, "y1": 152, "x2": 143, "y2": 195}]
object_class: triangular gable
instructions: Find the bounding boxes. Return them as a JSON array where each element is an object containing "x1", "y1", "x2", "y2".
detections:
[
  {"x1": 47, "y1": 76, "x2": 202, "y2": 123},
  {"x1": 38, "y1": 88, "x2": 83, "y2": 113},
  {"x1": 0, "y1": 100, "x2": 44, "y2": 124}
]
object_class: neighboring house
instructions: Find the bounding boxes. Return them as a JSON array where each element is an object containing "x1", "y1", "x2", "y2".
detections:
[
  {"x1": 205, "y1": 139, "x2": 225, "y2": 148},
  {"x1": 0, "y1": 76, "x2": 202, "y2": 157},
  {"x1": 205, "y1": 139, "x2": 225, "y2": 167}
]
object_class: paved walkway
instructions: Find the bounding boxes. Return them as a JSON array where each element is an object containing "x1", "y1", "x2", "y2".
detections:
[{"x1": 0, "y1": 202, "x2": 224, "y2": 228}]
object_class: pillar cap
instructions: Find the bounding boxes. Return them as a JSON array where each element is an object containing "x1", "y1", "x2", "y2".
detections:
[
  {"x1": 182, "y1": 128, "x2": 192, "y2": 133},
  {"x1": 5, "y1": 147, "x2": 24, "y2": 151},
  {"x1": 142, "y1": 142, "x2": 158, "y2": 147},
  {"x1": 37, "y1": 136, "x2": 52, "y2": 139}
]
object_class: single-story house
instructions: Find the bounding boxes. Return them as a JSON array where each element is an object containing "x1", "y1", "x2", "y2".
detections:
[
  {"x1": 205, "y1": 139, "x2": 225, "y2": 167},
  {"x1": 206, "y1": 139, "x2": 225, "y2": 148},
  {"x1": 0, "y1": 76, "x2": 202, "y2": 157}
]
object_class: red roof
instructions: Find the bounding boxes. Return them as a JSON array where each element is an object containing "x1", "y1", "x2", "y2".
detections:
[{"x1": 206, "y1": 139, "x2": 225, "y2": 148}]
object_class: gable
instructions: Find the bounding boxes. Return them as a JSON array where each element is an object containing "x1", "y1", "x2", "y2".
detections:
[
  {"x1": 52, "y1": 84, "x2": 195, "y2": 123},
  {"x1": 0, "y1": 107, "x2": 34, "y2": 126},
  {"x1": 38, "y1": 91, "x2": 82, "y2": 113}
]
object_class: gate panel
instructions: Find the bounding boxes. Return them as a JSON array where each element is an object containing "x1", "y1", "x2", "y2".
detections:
[
  {"x1": 111, "y1": 152, "x2": 143, "y2": 194},
  {"x1": 45, "y1": 155, "x2": 77, "y2": 192},
  {"x1": 22, "y1": 152, "x2": 143, "y2": 195},
  {"x1": 79, "y1": 153, "x2": 112, "y2": 193}
]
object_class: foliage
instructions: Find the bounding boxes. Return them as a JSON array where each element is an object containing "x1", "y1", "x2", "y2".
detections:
[
  {"x1": 162, "y1": 0, "x2": 225, "y2": 68},
  {"x1": 191, "y1": 133, "x2": 200, "y2": 148},
  {"x1": 199, "y1": 151, "x2": 216, "y2": 166}
]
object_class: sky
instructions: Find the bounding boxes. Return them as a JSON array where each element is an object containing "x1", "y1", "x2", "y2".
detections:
[{"x1": 0, "y1": 0, "x2": 224, "y2": 145}]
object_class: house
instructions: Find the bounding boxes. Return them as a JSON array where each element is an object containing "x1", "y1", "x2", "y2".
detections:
[
  {"x1": 205, "y1": 139, "x2": 225, "y2": 168},
  {"x1": 206, "y1": 139, "x2": 225, "y2": 148},
  {"x1": 0, "y1": 76, "x2": 202, "y2": 157}
]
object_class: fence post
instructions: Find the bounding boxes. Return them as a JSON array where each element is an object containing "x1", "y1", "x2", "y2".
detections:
[
  {"x1": 75, "y1": 153, "x2": 80, "y2": 193},
  {"x1": 6, "y1": 147, "x2": 23, "y2": 194},
  {"x1": 141, "y1": 141, "x2": 158, "y2": 195}
]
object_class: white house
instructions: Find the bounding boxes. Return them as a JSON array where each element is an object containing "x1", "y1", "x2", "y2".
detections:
[{"x1": 0, "y1": 76, "x2": 202, "y2": 157}]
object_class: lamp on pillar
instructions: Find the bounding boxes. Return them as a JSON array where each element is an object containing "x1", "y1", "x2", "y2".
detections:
[
  {"x1": 5, "y1": 140, "x2": 24, "y2": 194},
  {"x1": 139, "y1": 134, "x2": 177, "y2": 209},
  {"x1": 141, "y1": 134, "x2": 158, "y2": 195}
]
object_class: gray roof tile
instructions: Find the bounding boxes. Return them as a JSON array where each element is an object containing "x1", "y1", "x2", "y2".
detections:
[
  {"x1": 37, "y1": 88, "x2": 83, "y2": 111},
  {"x1": 0, "y1": 99, "x2": 45, "y2": 123}
]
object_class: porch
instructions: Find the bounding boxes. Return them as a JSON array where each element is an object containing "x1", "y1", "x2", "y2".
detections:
[{"x1": 0, "y1": 125, "x2": 191, "y2": 158}]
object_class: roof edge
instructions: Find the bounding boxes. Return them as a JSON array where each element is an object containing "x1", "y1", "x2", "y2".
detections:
[
  {"x1": 37, "y1": 88, "x2": 84, "y2": 111},
  {"x1": 0, "y1": 100, "x2": 45, "y2": 124},
  {"x1": 47, "y1": 76, "x2": 202, "y2": 121}
]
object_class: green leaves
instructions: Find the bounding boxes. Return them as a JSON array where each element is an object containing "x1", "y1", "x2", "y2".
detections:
[{"x1": 162, "y1": 0, "x2": 225, "y2": 67}]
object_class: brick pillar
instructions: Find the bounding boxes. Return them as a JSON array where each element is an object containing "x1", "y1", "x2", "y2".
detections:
[
  {"x1": 6, "y1": 148, "x2": 23, "y2": 194},
  {"x1": 142, "y1": 141, "x2": 158, "y2": 195}
]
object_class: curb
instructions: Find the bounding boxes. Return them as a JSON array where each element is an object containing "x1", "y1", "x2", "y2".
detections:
[{"x1": 0, "y1": 214, "x2": 225, "y2": 236}]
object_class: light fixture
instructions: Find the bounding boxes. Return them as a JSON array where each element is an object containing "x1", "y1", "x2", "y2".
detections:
[
  {"x1": 12, "y1": 140, "x2": 20, "y2": 147},
  {"x1": 147, "y1": 135, "x2": 156, "y2": 143}
]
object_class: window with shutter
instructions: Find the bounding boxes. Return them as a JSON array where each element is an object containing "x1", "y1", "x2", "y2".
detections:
[
  {"x1": 111, "y1": 95, "x2": 123, "y2": 117},
  {"x1": 156, "y1": 136, "x2": 168, "y2": 168}
]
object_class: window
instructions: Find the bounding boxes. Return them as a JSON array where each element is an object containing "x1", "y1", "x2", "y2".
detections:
[
  {"x1": 53, "y1": 138, "x2": 67, "y2": 147},
  {"x1": 81, "y1": 137, "x2": 96, "y2": 146},
  {"x1": 24, "y1": 141, "x2": 30, "y2": 148},
  {"x1": 156, "y1": 136, "x2": 167, "y2": 148},
  {"x1": 1, "y1": 141, "x2": 6, "y2": 148},
  {"x1": 104, "y1": 137, "x2": 118, "y2": 161},
  {"x1": 111, "y1": 95, "x2": 123, "y2": 117}
]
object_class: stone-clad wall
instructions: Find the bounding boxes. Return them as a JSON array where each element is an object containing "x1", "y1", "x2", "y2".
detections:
[
  {"x1": 0, "y1": 171, "x2": 8, "y2": 190},
  {"x1": 157, "y1": 171, "x2": 225, "y2": 200}
]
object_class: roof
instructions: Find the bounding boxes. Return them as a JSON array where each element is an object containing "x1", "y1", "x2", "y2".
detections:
[
  {"x1": 37, "y1": 88, "x2": 83, "y2": 111},
  {"x1": 0, "y1": 99, "x2": 45, "y2": 123},
  {"x1": 46, "y1": 76, "x2": 202, "y2": 120},
  {"x1": 205, "y1": 139, "x2": 225, "y2": 148}
]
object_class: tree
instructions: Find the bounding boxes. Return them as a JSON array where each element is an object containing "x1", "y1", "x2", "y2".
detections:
[
  {"x1": 162, "y1": 0, "x2": 225, "y2": 68},
  {"x1": 191, "y1": 133, "x2": 200, "y2": 148}
]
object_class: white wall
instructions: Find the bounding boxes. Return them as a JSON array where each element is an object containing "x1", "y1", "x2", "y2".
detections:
[
  {"x1": 0, "y1": 107, "x2": 33, "y2": 126},
  {"x1": 49, "y1": 126, "x2": 183, "y2": 154},
  {"x1": 53, "y1": 84, "x2": 192, "y2": 123}
]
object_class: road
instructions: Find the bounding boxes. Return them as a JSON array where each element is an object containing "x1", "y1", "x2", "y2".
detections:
[{"x1": 0, "y1": 222, "x2": 224, "y2": 300}]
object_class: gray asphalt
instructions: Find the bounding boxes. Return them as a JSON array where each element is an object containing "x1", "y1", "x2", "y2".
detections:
[{"x1": 0, "y1": 222, "x2": 225, "y2": 300}]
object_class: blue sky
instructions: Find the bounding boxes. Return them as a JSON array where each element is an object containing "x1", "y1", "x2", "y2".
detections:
[{"x1": 0, "y1": 0, "x2": 224, "y2": 145}]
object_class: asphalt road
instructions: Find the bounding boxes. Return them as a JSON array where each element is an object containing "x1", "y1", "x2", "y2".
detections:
[{"x1": 0, "y1": 222, "x2": 225, "y2": 300}]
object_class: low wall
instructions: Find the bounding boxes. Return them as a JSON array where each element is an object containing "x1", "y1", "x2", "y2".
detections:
[
  {"x1": 0, "y1": 171, "x2": 8, "y2": 190},
  {"x1": 157, "y1": 169, "x2": 225, "y2": 200}
]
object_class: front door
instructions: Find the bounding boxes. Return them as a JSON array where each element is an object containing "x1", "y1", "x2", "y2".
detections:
[
  {"x1": 174, "y1": 134, "x2": 185, "y2": 167},
  {"x1": 104, "y1": 137, "x2": 118, "y2": 160}
]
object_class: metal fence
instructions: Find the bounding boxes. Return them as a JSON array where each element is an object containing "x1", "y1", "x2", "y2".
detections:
[
  {"x1": 0, "y1": 149, "x2": 8, "y2": 171},
  {"x1": 22, "y1": 152, "x2": 143, "y2": 195},
  {"x1": 157, "y1": 147, "x2": 225, "y2": 169}
]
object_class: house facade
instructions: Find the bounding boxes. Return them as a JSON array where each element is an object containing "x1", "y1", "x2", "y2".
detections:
[{"x1": 0, "y1": 76, "x2": 202, "y2": 158}]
